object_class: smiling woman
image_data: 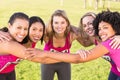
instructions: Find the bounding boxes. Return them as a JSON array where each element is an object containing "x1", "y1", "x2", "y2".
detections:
[{"x1": 0, "y1": 12, "x2": 29, "y2": 80}]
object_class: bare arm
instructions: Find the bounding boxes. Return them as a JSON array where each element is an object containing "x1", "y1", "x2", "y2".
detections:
[
  {"x1": 26, "y1": 44, "x2": 109, "y2": 64},
  {"x1": 70, "y1": 25, "x2": 93, "y2": 47},
  {"x1": 47, "y1": 44, "x2": 108, "y2": 63},
  {"x1": 25, "y1": 48, "x2": 62, "y2": 64},
  {"x1": 0, "y1": 41, "x2": 27, "y2": 58},
  {"x1": 0, "y1": 41, "x2": 61, "y2": 63}
]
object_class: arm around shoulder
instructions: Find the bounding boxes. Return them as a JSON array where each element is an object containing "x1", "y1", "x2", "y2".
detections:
[{"x1": 0, "y1": 40, "x2": 26, "y2": 58}]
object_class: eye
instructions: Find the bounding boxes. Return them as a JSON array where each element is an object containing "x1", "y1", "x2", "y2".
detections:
[
  {"x1": 83, "y1": 24, "x2": 86, "y2": 28},
  {"x1": 54, "y1": 21, "x2": 58, "y2": 24},
  {"x1": 24, "y1": 28, "x2": 28, "y2": 31},
  {"x1": 87, "y1": 22, "x2": 93, "y2": 26},
  {"x1": 103, "y1": 26, "x2": 108, "y2": 29},
  {"x1": 17, "y1": 26, "x2": 22, "y2": 29},
  {"x1": 39, "y1": 29, "x2": 43, "y2": 32},
  {"x1": 33, "y1": 28, "x2": 36, "y2": 31},
  {"x1": 89, "y1": 22, "x2": 93, "y2": 25},
  {"x1": 61, "y1": 21, "x2": 65, "y2": 24}
]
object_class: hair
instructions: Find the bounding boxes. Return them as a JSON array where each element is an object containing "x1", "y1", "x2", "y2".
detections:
[
  {"x1": 0, "y1": 27, "x2": 8, "y2": 32},
  {"x1": 93, "y1": 10, "x2": 120, "y2": 37},
  {"x1": 8, "y1": 12, "x2": 29, "y2": 25},
  {"x1": 46, "y1": 9, "x2": 71, "y2": 39},
  {"x1": 28, "y1": 16, "x2": 45, "y2": 44},
  {"x1": 79, "y1": 12, "x2": 96, "y2": 31},
  {"x1": 0, "y1": 12, "x2": 29, "y2": 33},
  {"x1": 77, "y1": 12, "x2": 96, "y2": 40},
  {"x1": 8, "y1": 12, "x2": 29, "y2": 44}
]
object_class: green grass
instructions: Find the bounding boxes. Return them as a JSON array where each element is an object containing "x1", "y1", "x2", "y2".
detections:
[{"x1": 0, "y1": 0, "x2": 120, "y2": 80}]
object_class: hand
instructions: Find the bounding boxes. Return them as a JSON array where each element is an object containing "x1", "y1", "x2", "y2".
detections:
[
  {"x1": 0, "y1": 31, "x2": 12, "y2": 42},
  {"x1": 76, "y1": 49, "x2": 91, "y2": 59},
  {"x1": 24, "y1": 48, "x2": 38, "y2": 60},
  {"x1": 109, "y1": 35, "x2": 120, "y2": 49},
  {"x1": 25, "y1": 48, "x2": 46, "y2": 60}
]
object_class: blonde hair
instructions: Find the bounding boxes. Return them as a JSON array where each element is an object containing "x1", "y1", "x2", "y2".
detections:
[{"x1": 46, "y1": 10, "x2": 71, "y2": 39}]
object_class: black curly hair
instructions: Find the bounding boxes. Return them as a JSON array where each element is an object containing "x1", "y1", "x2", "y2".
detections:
[{"x1": 93, "y1": 10, "x2": 120, "y2": 37}]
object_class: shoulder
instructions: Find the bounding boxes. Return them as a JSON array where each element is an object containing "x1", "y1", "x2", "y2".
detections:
[
  {"x1": 69, "y1": 31, "x2": 77, "y2": 43},
  {"x1": 101, "y1": 39, "x2": 112, "y2": 50},
  {"x1": 101, "y1": 39, "x2": 119, "y2": 54}
]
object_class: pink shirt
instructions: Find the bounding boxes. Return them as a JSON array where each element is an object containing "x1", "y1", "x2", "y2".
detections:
[
  {"x1": 0, "y1": 42, "x2": 36, "y2": 73},
  {"x1": 102, "y1": 39, "x2": 120, "y2": 76},
  {"x1": 44, "y1": 33, "x2": 71, "y2": 53},
  {"x1": 0, "y1": 55, "x2": 18, "y2": 73}
]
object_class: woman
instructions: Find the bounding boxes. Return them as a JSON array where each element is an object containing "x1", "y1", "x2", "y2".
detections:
[
  {"x1": 0, "y1": 12, "x2": 29, "y2": 80},
  {"x1": 40, "y1": 9, "x2": 93, "y2": 80}
]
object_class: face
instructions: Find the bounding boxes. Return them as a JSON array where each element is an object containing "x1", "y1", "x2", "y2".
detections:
[
  {"x1": 8, "y1": 18, "x2": 29, "y2": 42},
  {"x1": 98, "y1": 21, "x2": 115, "y2": 41},
  {"x1": 52, "y1": 16, "x2": 67, "y2": 34},
  {"x1": 29, "y1": 22, "x2": 43, "y2": 42},
  {"x1": 82, "y1": 16, "x2": 95, "y2": 37}
]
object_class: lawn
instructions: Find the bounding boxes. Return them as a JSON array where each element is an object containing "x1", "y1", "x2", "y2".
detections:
[{"x1": 0, "y1": 0, "x2": 120, "y2": 80}]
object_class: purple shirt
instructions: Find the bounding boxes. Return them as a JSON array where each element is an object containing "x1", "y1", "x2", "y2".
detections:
[{"x1": 102, "y1": 39, "x2": 120, "y2": 76}]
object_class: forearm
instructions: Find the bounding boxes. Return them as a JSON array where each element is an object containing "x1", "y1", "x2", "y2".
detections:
[
  {"x1": 46, "y1": 52, "x2": 82, "y2": 64},
  {"x1": 77, "y1": 37, "x2": 93, "y2": 47},
  {"x1": 31, "y1": 57, "x2": 61, "y2": 64},
  {"x1": 0, "y1": 41, "x2": 27, "y2": 59},
  {"x1": 44, "y1": 45, "x2": 108, "y2": 63}
]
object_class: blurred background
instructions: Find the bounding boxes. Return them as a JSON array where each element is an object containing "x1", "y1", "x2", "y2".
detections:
[{"x1": 0, "y1": 0, "x2": 120, "y2": 80}]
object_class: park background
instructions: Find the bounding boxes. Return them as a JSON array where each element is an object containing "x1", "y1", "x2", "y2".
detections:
[{"x1": 0, "y1": 0, "x2": 120, "y2": 80}]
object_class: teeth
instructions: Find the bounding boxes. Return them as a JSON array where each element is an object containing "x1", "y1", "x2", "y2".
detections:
[
  {"x1": 33, "y1": 37, "x2": 40, "y2": 40},
  {"x1": 87, "y1": 30, "x2": 93, "y2": 34},
  {"x1": 18, "y1": 35, "x2": 24, "y2": 38},
  {"x1": 100, "y1": 35, "x2": 106, "y2": 39}
]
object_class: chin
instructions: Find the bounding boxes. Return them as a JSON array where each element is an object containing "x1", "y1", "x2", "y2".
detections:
[
  {"x1": 102, "y1": 38, "x2": 107, "y2": 41},
  {"x1": 17, "y1": 39, "x2": 23, "y2": 42},
  {"x1": 32, "y1": 40, "x2": 38, "y2": 43}
]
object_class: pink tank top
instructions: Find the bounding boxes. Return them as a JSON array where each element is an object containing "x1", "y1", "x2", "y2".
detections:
[
  {"x1": 0, "y1": 55, "x2": 18, "y2": 73},
  {"x1": 0, "y1": 42, "x2": 36, "y2": 73},
  {"x1": 44, "y1": 33, "x2": 71, "y2": 53}
]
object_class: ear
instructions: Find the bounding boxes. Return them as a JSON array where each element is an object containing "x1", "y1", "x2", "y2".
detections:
[
  {"x1": 8, "y1": 23, "x2": 11, "y2": 28},
  {"x1": 8, "y1": 23, "x2": 12, "y2": 31}
]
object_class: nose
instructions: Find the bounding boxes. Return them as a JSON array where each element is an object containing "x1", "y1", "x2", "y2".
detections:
[
  {"x1": 36, "y1": 30, "x2": 42, "y2": 36},
  {"x1": 58, "y1": 23, "x2": 62, "y2": 28},
  {"x1": 20, "y1": 29, "x2": 27, "y2": 36}
]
